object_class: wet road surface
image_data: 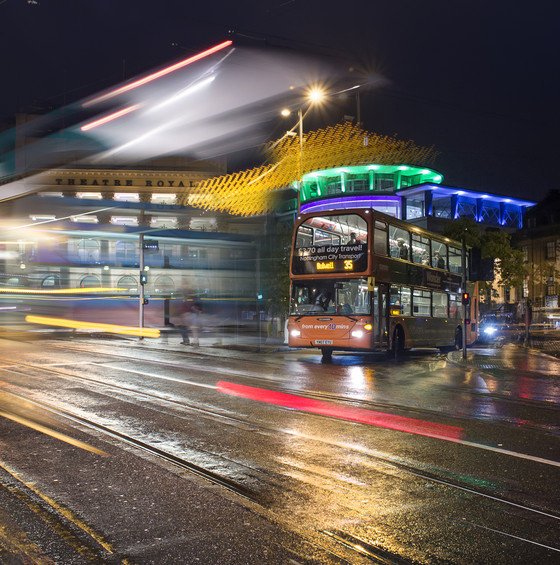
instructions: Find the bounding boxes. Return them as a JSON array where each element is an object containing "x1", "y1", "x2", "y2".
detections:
[{"x1": 0, "y1": 337, "x2": 558, "y2": 564}]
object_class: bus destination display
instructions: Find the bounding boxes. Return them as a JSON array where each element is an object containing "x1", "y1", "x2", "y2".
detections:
[{"x1": 292, "y1": 244, "x2": 367, "y2": 274}]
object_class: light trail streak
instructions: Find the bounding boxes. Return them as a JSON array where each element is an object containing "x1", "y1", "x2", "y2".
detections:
[
  {"x1": 82, "y1": 40, "x2": 233, "y2": 108},
  {"x1": 25, "y1": 315, "x2": 160, "y2": 338},
  {"x1": 0, "y1": 409, "x2": 107, "y2": 455},
  {"x1": 0, "y1": 287, "x2": 126, "y2": 294},
  {"x1": 80, "y1": 104, "x2": 141, "y2": 132},
  {"x1": 7, "y1": 206, "x2": 116, "y2": 230},
  {"x1": 217, "y1": 381, "x2": 464, "y2": 440}
]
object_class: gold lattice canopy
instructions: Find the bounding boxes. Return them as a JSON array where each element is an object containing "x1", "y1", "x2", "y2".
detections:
[{"x1": 178, "y1": 122, "x2": 440, "y2": 216}]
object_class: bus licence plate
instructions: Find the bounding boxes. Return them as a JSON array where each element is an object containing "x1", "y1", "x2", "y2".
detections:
[{"x1": 315, "y1": 340, "x2": 333, "y2": 345}]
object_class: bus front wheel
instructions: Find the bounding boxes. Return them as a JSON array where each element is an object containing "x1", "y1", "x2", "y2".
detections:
[{"x1": 321, "y1": 348, "x2": 333, "y2": 362}]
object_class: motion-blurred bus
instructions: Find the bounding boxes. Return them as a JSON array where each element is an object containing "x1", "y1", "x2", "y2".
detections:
[{"x1": 287, "y1": 209, "x2": 477, "y2": 359}]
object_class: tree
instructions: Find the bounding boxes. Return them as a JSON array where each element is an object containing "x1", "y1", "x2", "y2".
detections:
[
  {"x1": 441, "y1": 218, "x2": 481, "y2": 249},
  {"x1": 442, "y1": 220, "x2": 525, "y2": 309},
  {"x1": 481, "y1": 229, "x2": 524, "y2": 289}
]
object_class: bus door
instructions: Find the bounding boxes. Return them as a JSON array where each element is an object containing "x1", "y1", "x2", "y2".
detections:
[{"x1": 373, "y1": 284, "x2": 389, "y2": 349}]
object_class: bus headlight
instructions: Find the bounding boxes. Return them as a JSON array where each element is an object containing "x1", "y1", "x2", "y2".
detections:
[
  {"x1": 290, "y1": 329, "x2": 301, "y2": 337},
  {"x1": 351, "y1": 330, "x2": 364, "y2": 338}
]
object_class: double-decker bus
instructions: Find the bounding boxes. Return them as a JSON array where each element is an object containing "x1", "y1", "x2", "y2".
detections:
[{"x1": 287, "y1": 209, "x2": 477, "y2": 359}]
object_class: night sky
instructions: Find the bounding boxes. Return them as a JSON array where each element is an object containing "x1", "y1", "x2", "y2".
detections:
[{"x1": 1, "y1": 0, "x2": 558, "y2": 201}]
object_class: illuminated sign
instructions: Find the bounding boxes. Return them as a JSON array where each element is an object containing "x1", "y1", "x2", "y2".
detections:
[{"x1": 293, "y1": 244, "x2": 367, "y2": 275}]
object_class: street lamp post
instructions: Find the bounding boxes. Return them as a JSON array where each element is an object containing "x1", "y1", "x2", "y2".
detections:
[{"x1": 282, "y1": 88, "x2": 325, "y2": 212}]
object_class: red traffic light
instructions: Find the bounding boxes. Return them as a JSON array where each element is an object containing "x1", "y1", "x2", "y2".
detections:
[{"x1": 462, "y1": 292, "x2": 470, "y2": 305}]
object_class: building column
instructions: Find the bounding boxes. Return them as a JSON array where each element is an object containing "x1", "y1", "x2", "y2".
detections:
[
  {"x1": 424, "y1": 189, "x2": 433, "y2": 216},
  {"x1": 476, "y1": 198, "x2": 484, "y2": 223},
  {"x1": 451, "y1": 194, "x2": 459, "y2": 219},
  {"x1": 499, "y1": 202, "x2": 506, "y2": 226}
]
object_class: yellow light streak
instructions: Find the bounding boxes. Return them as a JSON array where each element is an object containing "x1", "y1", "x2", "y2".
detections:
[
  {"x1": 0, "y1": 287, "x2": 126, "y2": 294},
  {"x1": 179, "y1": 122, "x2": 440, "y2": 217},
  {"x1": 25, "y1": 315, "x2": 160, "y2": 338},
  {"x1": 0, "y1": 410, "x2": 107, "y2": 456}
]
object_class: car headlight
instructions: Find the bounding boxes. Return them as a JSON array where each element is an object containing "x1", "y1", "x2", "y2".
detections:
[{"x1": 483, "y1": 326, "x2": 497, "y2": 335}]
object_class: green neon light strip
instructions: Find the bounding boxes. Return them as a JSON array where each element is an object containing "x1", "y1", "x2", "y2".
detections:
[{"x1": 302, "y1": 164, "x2": 443, "y2": 182}]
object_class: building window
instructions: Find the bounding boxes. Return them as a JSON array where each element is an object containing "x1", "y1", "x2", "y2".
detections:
[
  {"x1": 151, "y1": 193, "x2": 176, "y2": 204},
  {"x1": 115, "y1": 193, "x2": 140, "y2": 202},
  {"x1": 80, "y1": 275, "x2": 100, "y2": 288},
  {"x1": 71, "y1": 215, "x2": 98, "y2": 223},
  {"x1": 76, "y1": 239, "x2": 100, "y2": 262},
  {"x1": 521, "y1": 246, "x2": 528, "y2": 263},
  {"x1": 41, "y1": 275, "x2": 60, "y2": 288},
  {"x1": 117, "y1": 275, "x2": 138, "y2": 293},
  {"x1": 116, "y1": 241, "x2": 138, "y2": 265},
  {"x1": 406, "y1": 199, "x2": 424, "y2": 220},
  {"x1": 151, "y1": 217, "x2": 178, "y2": 229},
  {"x1": 111, "y1": 216, "x2": 138, "y2": 226},
  {"x1": 375, "y1": 174, "x2": 394, "y2": 192},
  {"x1": 153, "y1": 275, "x2": 175, "y2": 295},
  {"x1": 546, "y1": 241, "x2": 555, "y2": 260},
  {"x1": 77, "y1": 192, "x2": 103, "y2": 199}
]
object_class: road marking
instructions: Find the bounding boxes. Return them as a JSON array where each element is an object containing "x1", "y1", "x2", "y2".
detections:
[
  {"x1": 102, "y1": 364, "x2": 216, "y2": 389},
  {"x1": 450, "y1": 438, "x2": 560, "y2": 468}
]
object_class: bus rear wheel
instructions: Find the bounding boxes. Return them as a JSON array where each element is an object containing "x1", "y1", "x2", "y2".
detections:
[
  {"x1": 391, "y1": 327, "x2": 404, "y2": 359},
  {"x1": 454, "y1": 327, "x2": 462, "y2": 350}
]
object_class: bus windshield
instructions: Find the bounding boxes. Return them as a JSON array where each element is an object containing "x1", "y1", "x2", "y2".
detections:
[
  {"x1": 295, "y1": 213, "x2": 368, "y2": 248},
  {"x1": 290, "y1": 278, "x2": 371, "y2": 315}
]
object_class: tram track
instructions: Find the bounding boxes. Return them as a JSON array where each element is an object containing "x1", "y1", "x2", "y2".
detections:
[
  {"x1": 1, "y1": 354, "x2": 559, "y2": 562},
  {"x1": 2, "y1": 383, "x2": 558, "y2": 563},
  {"x1": 19, "y1": 339, "x2": 560, "y2": 444},
  {"x1": 1, "y1": 355, "x2": 558, "y2": 525}
]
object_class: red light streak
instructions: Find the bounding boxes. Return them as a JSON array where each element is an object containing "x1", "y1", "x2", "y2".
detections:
[
  {"x1": 217, "y1": 381, "x2": 464, "y2": 441},
  {"x1": 83, "y1": 40, "x2": 233, "y2": 108},
  {"x1": 80, "y1": 104, "x2": 141, "y2": 131}
]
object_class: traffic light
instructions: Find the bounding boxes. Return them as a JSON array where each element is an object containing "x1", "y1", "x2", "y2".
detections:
[{"x1": 462, "y1": 292, "x2": 470, "y2": 305}]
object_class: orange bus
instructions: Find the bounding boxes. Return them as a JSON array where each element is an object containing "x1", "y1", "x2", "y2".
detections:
[{"x1": 287, "y1": 209, "x2": 477, "y2": 359}]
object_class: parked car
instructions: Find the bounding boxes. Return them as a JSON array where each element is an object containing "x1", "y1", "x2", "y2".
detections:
[{"x1": 477, "y1": 314, "x2": 518, "y2": 345}]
